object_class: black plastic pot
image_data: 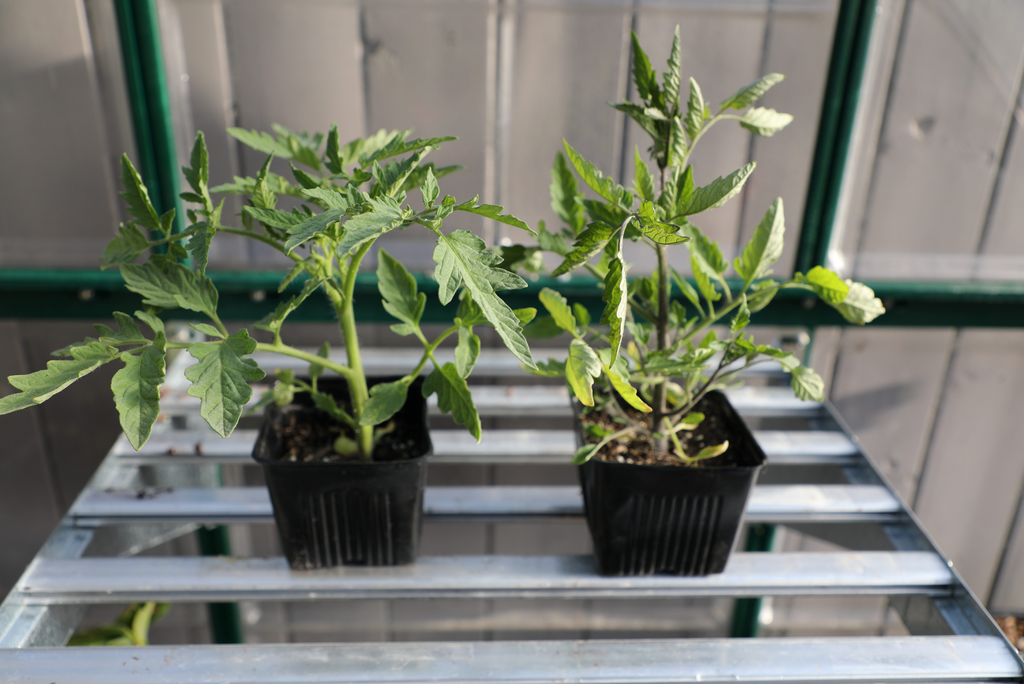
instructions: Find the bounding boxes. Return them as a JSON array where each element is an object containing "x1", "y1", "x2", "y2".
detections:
[
  {"x1": 577, "y1": 391, "x2": 765, "y2": 577},
  {"x1": 252, "y1": 376, "x2": 431, "y2": 570}
]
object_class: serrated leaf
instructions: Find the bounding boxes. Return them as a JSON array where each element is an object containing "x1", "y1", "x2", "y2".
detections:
[
  {"x1": 290, "y1": 164, "x2": 321, "y2": 190},
  {"x1": 336, "y1": 197, "x2": 403, "y2": 257},
  {"x1": 685, "y1": 78, "x2": 705, "y2": 141},
  {"x1": 119, "y1": 155, "x2": 161, "y2": 231},
  {"x1": 630, "y1": 31, "x2": 659, "y2": 104},
  {"x1": 183, "y1": 132, "x2": 210, "y2": 196},
  {"x1": 563, "y1": 140, "x2": 626, "y2": 205},
  {"x1": 538, "y1": 288, "x2": 576, "y2": 333},
  {"x1": 612, "y1": 102, "x2": 661, "y2": 142},
  {"x1": 524, "y1": 315, "x2": 564, "y2": 339},
  {"x1": 601, "y1": 256, "x2": 628, "y2": 361},
  {"x1": 282, "y1": 209, "x2": 346, "y2": 253},
  {"x1": 378, "y1": 248, "x2": 425, "y2": 331},
  {"x1": 730, "y1": 295, "x2": 750, "y2": 333},
  {"x1": 112, "y1": 332, "x2": 166, "y2": 450},
  {"x1": 184, "y1": 330, "x2": 265, "y2": 438},
  {"x1": 691, "y1": 254, "x2": 721, "y2": 304},
  {"x1": 0, "y1": 341, "x2": 119, "y2": 414},
  {"x1": 105, "y1": 312, "x2": 145, "y2": 344},
  {"x1": 454, "y1": 200, "x2": 535, "y2": 236},
  {"x1": 302, "y1": 187, "x2": 352, "y2": 210},
  {"x1": 188, "y1": 323, "x2": 222, "y2": 338},
  {"x1": 431, "y1": 230, "x2": 534, "y2": 367},
  {"x1": 735, "y1": 198, "x2": 784, "y2": 284},
  {"x1": 566, "y1": 338, "x2": 601, "y2": 407},
  {"x1": 325, "y1": 124, "x2": 343, "y2": 174},
  {"x1": 254, "y1": 278, "x2": 320, "y2": 336},
  {"x1": 359, "y1": 380, "x2": 410, "y2": 426},
  {"x1": 455, "y1": 326, "x2": 481, "y2": 378},
  {"x1": 740, "y1": 107, "x2": 794, "y2": 137},
  {"x1": 251, "y1": 155, "x2": 277, "y2": 210},
  {"x1": 135, "y1": 310, "x2": 164, "y2": 335},
  {"x1": 663, "y1": 26, "x2": 682, "y2": 108},
  {"x1": 633, "y1": 148, "x2": 655, "y2": 201},
  {"x1": 187, "y1": 200, "x2": 223, "y2": 276},
  {"x1": 671, "y1": 267, "x2": 703, "y2": 314},
  {"x1": 636, "y1": 202, "x2": 688, "y2": 245},
  {"x1": 423, "y1": 363, "x2": 480, "y2": 440},
  {"x1": 421, "y1": 167, "x2": 439, "y2": 207},
  {"x1": 121, "y1": 262, "x2": 218, "y2": 318},
  {"x1": 669, "y1": 116, "x2": 687, "y2": 168},
  {"x1": 552, "y1": 221, "x2": 617, "y2": 277},
  {"x1": 244, "y1": 206, "x2": 307, "y2": 230},
  {"x1": 721, "y1": 73, "x2": 785, "y2": 110},
  {"x1": 790, "y1": 365, "x2": 824, "y2": 401},
  {"x1": 679, "y1": 162, "x2": 756, "y2": 216},
  {"x1": 101, "y1": 223, "x2": 151, "y2": 267}
]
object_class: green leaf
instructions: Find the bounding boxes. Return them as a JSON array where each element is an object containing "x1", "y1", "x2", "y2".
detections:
[
  {"x1": 685, "y1": 78, "x2": 706, "y2": 141},
  {"x1": 602, "y1": 256, "x2": 629, "y2": 362},
  {"x1": 431, "y1": 230, "x2": 534, "y2": 367},
  {"x1": 0, "y1": 341, "x2": 119, "y2": 414},
  {"x1": 182, "y1": 132, "x2": 210, "y2": 196},
  {"x1": 630, "y1": 31, "x2": 660, "y2": 104},
  {"x1": 514, "y1": 307, "x2": 537, "y2": 326},
  {"x1": 101, "y1": 223, "x2": 151, "y2": 267},
  {"x1": 228, "y1": 127, "x2": 293, "y2": 158},
  {"x1": 283, "y1": 209, "x2": 346, "y2": 253},
  {"x1": 677, "y1": 412, "x2": 704, "y2": 430},
  {"x1": 693, "y1": 442, "x2": 729, "y2": 461},
  {"x1": 454, "y1": 199, "x2": 535, "y2": 235},
  {"x1": 359, "y1": 380, "x2": 410, "y2": 426},
  {"x1": 735, "y1": 198, "x2": 785, "y2": 284},
  {"x1": 572, "y1": 444, "x2": 599, "y2": 465},
  {"x1": 550, "y1": 152, "x2": 586, "y2": 234},
  {"x1": 189, "y1": 322, "x2": 223, "y2": 339},
  {"x1": 100, "y1": 312, "x2": 145, "y2": 344},
  {"x1": 538, "y1": 288, "x2": 576, "y2": 333},
  {"x1": 551, "y1": 221, "x2": 617, "y2": 276},
  {"x1": 669, "y1": 117, "x2": 687, "y2": 168},
  {"x1": 421, "y1": 167, "x2": 439, "y2": 207},
  {"x1": 679, "y1": 162, "x2": 756, "y2": 216},
  {"x1": 309, "y1": 342, "x2": 330, "y2": 380},
  {"x1": 747, "y1": 280, "x2": 779, "y2": 313},
  {"x1": 573, "y1": 303, "x2": 591, "y2": 328},
  {"x1": 671, "y1": 267, "x2": 703, "y2": 315},
  {"x1": 120, "y1": 262, "x2": 218, "y2": 318},
  {"x1": 119, "y1": 155, "x2": 161, "y2": 231},
  {"x1": 112, "y1": 332, "x2": 167, "y2": 450},
  {"x1": 635, "y1": 202, "x2": 688, "y2": 245},
  {"x1": 633, "y1": 148, "x2": 655, "y2": 202},
  {"x1": 324, "y1": 124, "x2": 343, "y2": 174},
  {"x1": 563, "y1": 140, "x2": 626, "y2": 205},
  {"x1": 187, "y1": 199, "x2": 223, "y2": 276},
  {"x1": 739, "y1": 107, "x2": 794, "y2": 137},
  {"x1": 527, "y1": 358, "x2": 567, "y2": 378},
  {"x1": 537, "y1": 222, "x2": 573, "y2": 257},
  {"x1": 336, "y1": 197, "x2": 404, "y2": 257},
  {"x1": 244, "y1": 206, "x2": 308, "y2": 231},
  {"x1": 135, "y1": 310, "x2": 165, "y2": 335},
  {"x1": 730, "y1": 295, "x2": 750, "y2": 333},
  {"x1": 790, "y1": 365, "x2": 824, "y2": 401},
  {"x1": 721, "y1": 73, "x2": 785, "y2": 110},
  {"x1": 302, "y1": 187, "x2": 352, "y2": 211},
  {"x1": 252, "y1": 156, "x2": 277, "y2": 210},
  {"x1": 793, "y1": 266, "x2": 849, "y2": 304},
  {"x1": 603, "y1": 355, "x2": 651, "y2": 413},
  {"x1": 565, "y1": 339, "x2": 602, "y2": 407},
  {"x1": 663, "y1": 26, "x2": 682, "y2": 109},
  {"x1": 378, "y1": 248, "x2": 425, "y2": 332},
  {"x1": 254, "y1": 278, "x2": 321, "y2": 337},
  {"x1": 423, "y1": 363, "x2": 481, "y2": 440},
  {"x1": 611, "y1": 102, "x2": 661, "y2": 142},
  {"x1": 455, "y1": 326, "x2": 481, "y2": 378},
  {"x1": 834, "y1": 281, "x2": 885, "y2": 325},
  {"x1": 311, "y1": 392, "x2": 354, "y2": 425},
  {"x1": 524, "y1": 315, "x2": 564, "y2": 339},
  {"x1": 184, "y1": 330, "x2": 265, "y2": 438}
]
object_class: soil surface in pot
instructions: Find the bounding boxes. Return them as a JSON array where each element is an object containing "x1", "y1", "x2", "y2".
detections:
[
  {"x1": 581, "y1": 394, "x2": 743, "y2": 468},
  {"x1": 271, "y1": 405, "x2": 420, "y2": 464}
]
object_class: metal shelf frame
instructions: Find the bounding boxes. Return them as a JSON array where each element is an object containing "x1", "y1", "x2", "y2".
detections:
[{"x1": 1, "y1": 349, "x2": 1021, "y2": 682}]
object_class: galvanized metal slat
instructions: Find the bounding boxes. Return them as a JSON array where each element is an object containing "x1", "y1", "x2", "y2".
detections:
[
  {"x1": 155, "y1": 385, "x2": 822, "y2": 418},
  {"x1": 70, "y1": 484, "x2": 902, "y2": 525},
  {"x1": 18, "y1": 552, "x2": 952, "y2": 602},
  {"x1": 112, "y1": 428, "x2": 857, "y2": 465},
  {"x1": 1, "y1": 636, "x2": 1018, "y2": 683}
]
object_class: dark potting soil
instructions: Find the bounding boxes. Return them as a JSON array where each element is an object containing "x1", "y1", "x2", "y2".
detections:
[
  {"x1": 581, "y1": 395, "x2": 743, "y2": 468},
  {"x1": 271, "y1": 405, "x2": 420, "y2": 464}
]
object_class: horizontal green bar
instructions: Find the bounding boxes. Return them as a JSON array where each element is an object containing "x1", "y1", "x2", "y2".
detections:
[{"x1": 2, "y1": 269, "x2": 1024, "y2": 327}]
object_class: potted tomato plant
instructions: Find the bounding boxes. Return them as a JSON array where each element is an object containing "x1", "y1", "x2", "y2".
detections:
[
  {"x1": 522, "y1": 28, "x2": 884, "y2": 576},
  {"x1": 0, "y1": 124, "x2": 537, "y2": 569}
]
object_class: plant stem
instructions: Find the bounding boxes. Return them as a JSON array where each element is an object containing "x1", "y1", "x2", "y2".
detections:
[
  {"x1": 339, "y1": 241, "x2": 376, "y2": 460},
  {"x1": 652, "y1": 242, "x2": 670, "y2": 453},
  {"x1": 253, "y1": 342, "x2": 353, "y2": 381}
]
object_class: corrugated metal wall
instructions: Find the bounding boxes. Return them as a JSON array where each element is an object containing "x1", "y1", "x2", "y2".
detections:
[{"x1": 3, "y1": 0, "x2": 1024, "y2": 639}]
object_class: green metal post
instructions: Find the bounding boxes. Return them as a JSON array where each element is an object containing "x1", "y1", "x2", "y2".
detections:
[
  {"x1": 195, "y1": 524, "x2": 245, "y2": 644},
  {"x1": 796, "y1": 0, "x2": 879, "y2": 274},
  {"x1": 729, "y1": 524, "x2": 777, "y2": 637}
]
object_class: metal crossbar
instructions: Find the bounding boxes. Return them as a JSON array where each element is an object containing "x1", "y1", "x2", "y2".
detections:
[{"x1": 1, "y1": 346, "x2": 1021, "y2": 682}]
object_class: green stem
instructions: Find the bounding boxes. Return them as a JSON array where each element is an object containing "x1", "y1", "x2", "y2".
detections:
[
  {"x1": 339, "y1": 241, "x2": 375, "y2": 460},
  {"x1": 218, "y1": 227, "x2": 302, "y2": 262},
  {"x1": 652, "y1": 243, "x2": 670, "y2": 453},
  {"x1": 253, "y1": 342, "x2": 353, "y2": 381}
]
